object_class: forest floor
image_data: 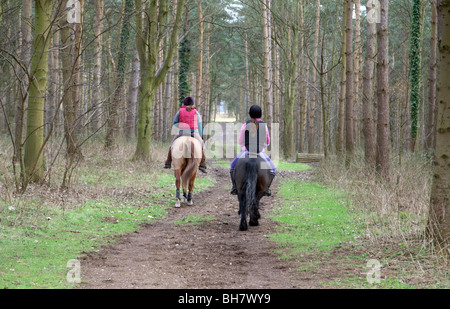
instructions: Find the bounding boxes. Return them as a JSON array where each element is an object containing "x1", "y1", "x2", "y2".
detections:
[
  {"x1": 77, "y1": 161, "x2": 448, "y2": 289},
  {"x1": 77, "y1": 166, "x2": 308, "y2": 289},
  {"x1": 1, "y1": 139, "x2": 447, "y2": 289}
]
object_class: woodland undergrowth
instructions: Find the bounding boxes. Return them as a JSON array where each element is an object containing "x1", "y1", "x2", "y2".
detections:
[{"x1": 314, "y1": 150, "x2": 448, "y2": 269}]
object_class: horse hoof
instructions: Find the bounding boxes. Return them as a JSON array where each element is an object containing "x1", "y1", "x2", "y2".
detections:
[
  {"x1": 175, "y1": 200, "x2": 181, "y2": 208},
  {"x1": 239, "y1": 224, "x2": 248, "y2": 231},
  {"x1": 187, "y1": 200, "x2": 193, "y2": 206},
  {"x1": 249, "y1": 220, "x2": 259, "y2": 226}
]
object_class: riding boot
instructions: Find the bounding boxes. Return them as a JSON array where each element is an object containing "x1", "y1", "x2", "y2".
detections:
[
  {"x1": 164, "y1": 148, "x2": 172, "y2": 169},
  {"x1": 265, "y1": 172, "x2": 276, "y2": 196},
  {"x1": 199, "y1": 149, "x2": 207, "y2": 174},
  {"x1": 230, "y1": 170, "x2": 238, "y2": 195}
]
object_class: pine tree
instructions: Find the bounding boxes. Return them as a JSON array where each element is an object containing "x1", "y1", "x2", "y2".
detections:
[
  {"x1": 409, "y1": 0, "x2": 422, "y2": 152},
  {"x1": 178, "y1": 37, "x2": 191, "y2": 106}
]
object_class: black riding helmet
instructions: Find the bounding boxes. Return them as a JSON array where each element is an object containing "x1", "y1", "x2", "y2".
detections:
[{"x1": 249, "y1": 105, "x2": 262, "y2": 119}]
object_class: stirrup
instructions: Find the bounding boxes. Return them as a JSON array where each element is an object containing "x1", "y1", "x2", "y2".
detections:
[
  {"x1": 230, "y1": 188, "x2": 238, "y2": 195},
  {"x1": 164, "y1": 163, "x2": 171, "y2": 169},
  {"x1": 199, "y1": 165, "x2": 207, "y2": 174}
]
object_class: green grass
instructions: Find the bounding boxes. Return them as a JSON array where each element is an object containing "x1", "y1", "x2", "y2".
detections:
[
  {"x1": 269, "y1": 163, "x2": 450, "y2": 289},
  {"x1": 267, "y1": 163, "x2": 373, "y2": 287},
  {"x1": 269, "y1": 180, "x2": 363, "y2": 255},
  {"x1": 0, "y1": 198, "x2": 166, "y2": 289},
  {"x1": 0, "y1": 170, "x2": 215, "y2": 289},
  {"x1": 276, "y1": 161, "x2": 312, "y2": 172}
]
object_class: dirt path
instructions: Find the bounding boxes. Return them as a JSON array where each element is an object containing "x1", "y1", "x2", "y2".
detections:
[{"x1": 78, "y1": 166, "x2": 308, "y2": 289}]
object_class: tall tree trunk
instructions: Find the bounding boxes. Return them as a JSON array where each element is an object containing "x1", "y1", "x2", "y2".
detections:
[
  {"x1": 262, "y1": 0, "x2": 273, "y2": 128},
  {"x1": 426, "y1": 0, "x2": 438, "y2": 151},
  {"x1": 345, "y1": 0, "x2": 354, "y2": 164},
  {"x1": 13, "y1": 0, "x2": 33, "y2": 168},
  {"x1": 13, "y1": 0, "x2": 32, "y2": 179},
  {"x1": 72, "y1": 0, "x2": 84, "y2": 138},
  {"x1": 362, "y1": 4, "x2": 377, "y2": 167},
  {"x1": 134, "y1": 0, "x2": 186, "y2": 160},
  {"x1": 45, "y1": 31, "x2": 59, "y2": 137},
  {"x1": 23, "y1": 0, "x2": 52, "y2": 182},
  {"x1": 281, "y1": 0, "x2": 299, "y2": 159},
  {"x1": 308, "y1": 0, "x2": 320, "y2": 154},
  {"x1": 400, "y1": 23, "x2": 411, "y2": 161},
  {"x1": 196, "y1": 1, "x2": 204, "y2": 109},
  {"x1": 319, "y1": 32, "x2": 329, "y2": 158},
  {"x1": 126, "y1": 46, "x2": 140, "y2": 139},
  {"x1": 354, "y1": 0, "x2": 362, "y2": 146},
  {"x1": 337, "y1": 0, "x2": 347, "y2": 155},
  {"x1": 376, "y1": 0, "x2": 390, "y2": 179},
  {"x1": 409, "y1": 0, "x2": 422, "y2": 152},
  {"x1": 163, "y1": 67, "x2": 173, "y2": 140},
  {"x1": 178, "y1": 7, "x2": 191, "y2": 106},
  {"x1": 203, "y1": 22, "x2": 211, "y2": 124},
  {"x1": 91, "y1": 0, "x2": 104, "y2": 134},
  {"x1": 59, "y1": 0, "x2": 82, "y2": 160},
  {"x1": 427, "y1": 0, "x2": 450, "y2": 253},
  {"x1": 298, "y1": 0, "x2": 308, "y2": 153},
  {"x1": 244, "y1": 34, "x2": 251, "y2": 121},
  {"x1": 105, "y1": 0, "x2": 133, "y2": 149}
]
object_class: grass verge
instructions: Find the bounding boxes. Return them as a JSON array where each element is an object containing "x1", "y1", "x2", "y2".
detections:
[
  {"x1": 270, "y1": 158, "x2": 449, "y2": 288},
  {"x1": 270, "y1": 181, "x2": 362, "y2": 254},
  {"x1": 0, "y1": 140, "x2": 215, "y2": 289}
]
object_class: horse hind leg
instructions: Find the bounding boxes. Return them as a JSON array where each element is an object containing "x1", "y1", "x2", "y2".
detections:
[
  {"x1": 238, "y1": 195, "x2": 248, "y2": 231},
  {"x1": 249, "y1": 200, "x2": 260, "y2": 226},
  {"x1": 174, "y1": 170, "x2": 182, "y2": 208},
  {"x1": 186, "y1": 192, "x2": 193, "y2": 206},
  {"x1": 175, "y1": 188, "x2": 181, "y2": 208},
  {"x1": 249, "y1": 211, "x2": 259, "y2": 226},
  {"x1": 186, "y1": 174, "x2": 196, "y2": 206}
]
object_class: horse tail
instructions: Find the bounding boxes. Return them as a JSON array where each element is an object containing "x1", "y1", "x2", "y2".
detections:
[
  {"x1": 181, "y1": 141, "x2": 197, "y2": 186},
  {"x1": 245, "y1": 158, "x2": 258, "y2": 216}
]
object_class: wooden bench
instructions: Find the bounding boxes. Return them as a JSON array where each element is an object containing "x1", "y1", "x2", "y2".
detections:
[{"x1": 296, "y1": 153, "x2": 324, "y2": 163}]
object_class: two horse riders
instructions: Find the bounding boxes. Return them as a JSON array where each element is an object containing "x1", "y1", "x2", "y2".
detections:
[{"x1": 164, "y1": 98, "x2": 275, "y2": 195}]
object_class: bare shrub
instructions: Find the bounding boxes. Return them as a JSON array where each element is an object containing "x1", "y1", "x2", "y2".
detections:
[{"x1": 314, "y1": 150, "x2": 432, "y2": 249}]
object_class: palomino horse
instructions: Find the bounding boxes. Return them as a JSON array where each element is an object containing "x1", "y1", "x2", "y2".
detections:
[
  {"x1": 233, "y1": 155, "x2": 271, "y2": 231},
  {"x1": 171, "y1": 135, "x2": 203, "y2": 207}
]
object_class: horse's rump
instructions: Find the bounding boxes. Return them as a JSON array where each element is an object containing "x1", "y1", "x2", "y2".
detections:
[
  {"x1": 172, "y1": 136, "x2": 202, "y2": 186},
  {"x1": 171, "y1": 136, "x2": 202, "y2": 162}
]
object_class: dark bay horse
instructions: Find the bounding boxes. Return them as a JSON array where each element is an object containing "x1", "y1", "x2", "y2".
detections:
[
  {"x1": 233, "y1": 155, "x2": 271, "y2": 231},
  {"x1": 171, "y1": 136, "x2": 202, "y2": 207}
]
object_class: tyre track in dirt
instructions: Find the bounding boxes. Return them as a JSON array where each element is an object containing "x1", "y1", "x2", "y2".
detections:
[{"x1": 78, "y1": 166, "x2": 307, "y2": 289}]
